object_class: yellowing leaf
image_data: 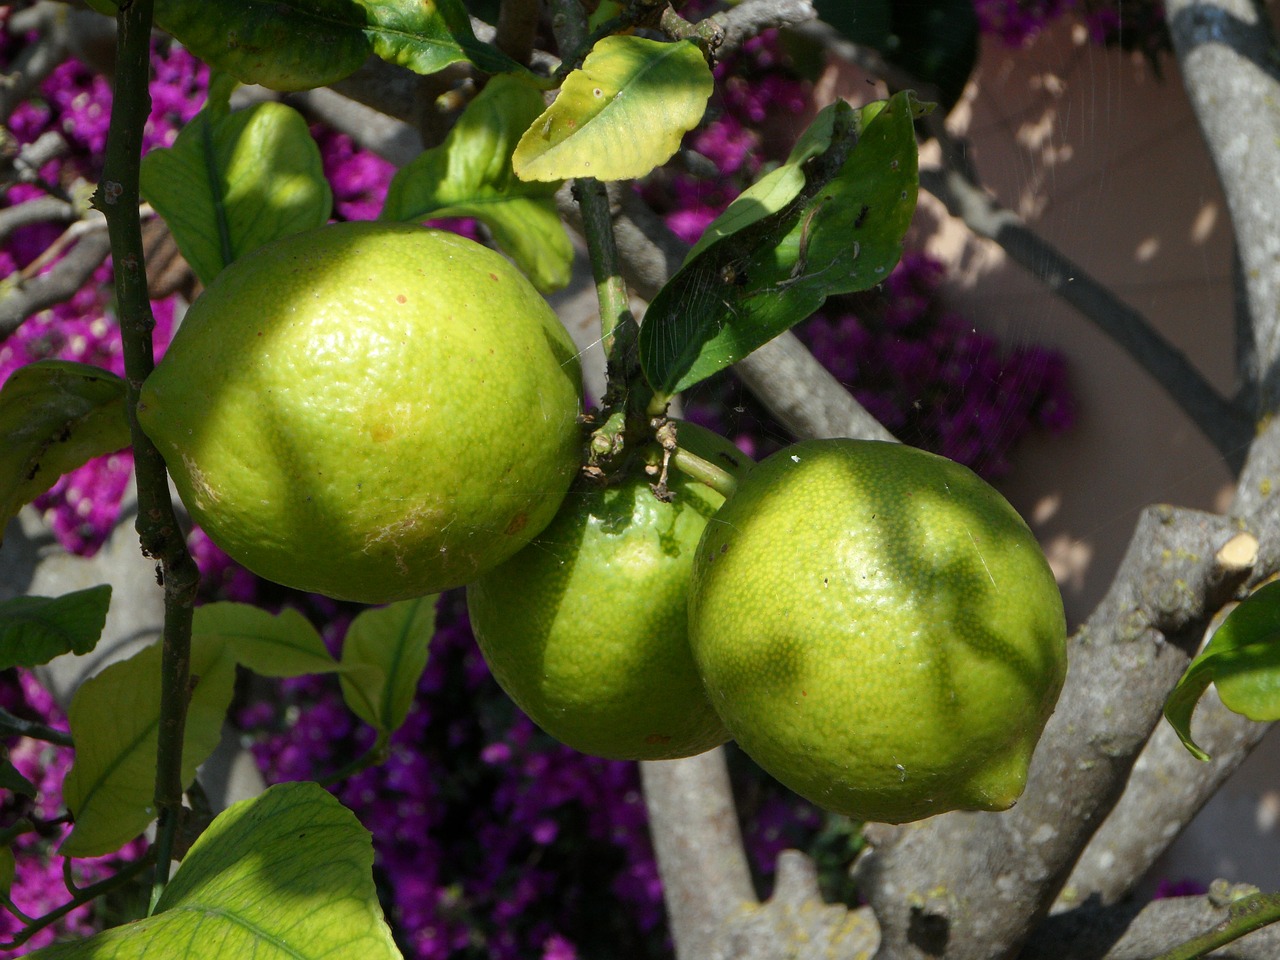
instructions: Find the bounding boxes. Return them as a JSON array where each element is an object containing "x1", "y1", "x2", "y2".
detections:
[{"x1": 513, "y1": 36, "x2": 713, "y2": 182}]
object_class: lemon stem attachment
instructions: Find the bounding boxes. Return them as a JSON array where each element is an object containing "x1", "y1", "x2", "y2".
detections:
[{"x1": 671, "y1": 445, "x2": 739, "y2": 500}]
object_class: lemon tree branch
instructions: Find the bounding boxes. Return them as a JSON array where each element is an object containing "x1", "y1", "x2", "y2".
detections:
[{"x1": 94, "y1": 0, "x2": 201, "y2": 909}]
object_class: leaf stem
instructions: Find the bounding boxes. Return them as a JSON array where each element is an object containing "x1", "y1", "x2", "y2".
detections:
[
  {"x1": 93, "y1": 0, "x2": 201, "y2": 915},
  {"x1": 1151, "y1": 890, "x2": 1280, "y2": 960},
  {"x1": 319, "y1": 742, "x2": 387, "y2": 789}
]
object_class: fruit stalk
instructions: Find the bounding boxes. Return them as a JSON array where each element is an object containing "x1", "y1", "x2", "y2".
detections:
[
  {"x1": 94, "y1": 0, "x2": 200, "y2": 910},
  {"x1": 669, "y1": 444, "x2": 739, "y2": 500}
]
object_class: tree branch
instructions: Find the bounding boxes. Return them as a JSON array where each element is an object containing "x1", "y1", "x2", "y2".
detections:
[
  {"x1": 1164, "y1": 0, "x2": 1280, "y2": 414},
  {"x1": 710, "y1": 0, "x2": 818, "y2": 58},
  {"x1": 1023, "y1": 890, "x2": 1280, "y2": 960},
  {"x1": 94, "y1": 0, "x2": 201, "y2": 909},
  {"x1": 1063, "y1": 658, "x2": 1272, "y2": 909},
  {"x1": 0, "y1": 227, "x2": 110, "y2": 341},
  {"x1": 640, "y1": 751, "x2": 758, "y2": 958}
]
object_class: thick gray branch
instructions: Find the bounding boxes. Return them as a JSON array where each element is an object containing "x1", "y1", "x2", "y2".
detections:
[
  {"x1": 711, "y1": 0, "x2": 817, "y2": 56},
  {"x1": 1023, "y1": 892, "x2": 1280, "y2": 959},
  {"x1": 640, "y1": 751, "x2": 756, "y2": 959},
  {"x1": 1164, "y1": 0, "x2": 1280, "y2": 412},
  {"x1": 1063, "y1": 686, "x2": 1273, "y2": 909}
]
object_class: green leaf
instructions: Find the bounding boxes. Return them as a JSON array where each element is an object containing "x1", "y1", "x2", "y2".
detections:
[
  {"x1": 60, "y1": 635, "x2": 237, "y2": 857},
  {"x1": 0, "y1": 585, "x2": 112, "y2": 670},
  {"x1": 382, "y1": 74, "x2": 573, "y2": 292},
  {"x1": 194, "y1": 603, "x2": 338, "y2": 678},
  {"x1": 0, "y1": 360, "x2": 130, "y2": 540},
  {"x1": 1165, "y1": 580, "x2": 1280, "y2": 761},
  {"x1": 513, "y1": 35, "x2": 713, "y2": 182},
  {"x1": 685, "y1": 100, "x2": 849, "y2": 263},
  {"x1": 339, "y1": 597, "x2": 436, "y2": 740},
  {"x1": 105, "y1": 0, "x2": 522, "y2": 93},
  {"x1": 140, "y1": 99, "x2": 332, "y2": 286},
  {"x1": 1, "y1": 754, "x2": 37, "y2": 798},
  {"x1": 639, "y1": 91, "x2": 923, "y2": 400},
  {"x1": 29, "y1": 783, "x2": 401, "y2": 960}
]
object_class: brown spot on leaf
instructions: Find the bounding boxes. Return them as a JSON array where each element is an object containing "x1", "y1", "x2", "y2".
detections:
[{"x1": 505, "y1": 512, "x2": 529, "y2": 536}]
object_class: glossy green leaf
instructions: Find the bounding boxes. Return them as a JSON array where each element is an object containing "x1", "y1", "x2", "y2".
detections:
[
  {"x1": 141, "y1": 99, "x2": 332, "y2": 286},
  {"x1": 382, "y1": 74, "x2": 572, "y2": 292},
  {"x1": 60, "y1": 635, "x2": 237, "y2": 857},
  {"x1": 686, "y1": 100, "x2": 849, "y2": 262},
  {"x1": 0, "y1": 585, "x2": 111, "y2": 670},
  {"x1": 1165, "y1": 580, "x2": 1280, "y2": 761},
  {"x1": 513, "y1": 35, "x2": 713, "y2": 182},
  {"x1": 640, "y1": 91, "x2": 923, "y2": 400},
  {"x1": 88, "y1": 0, "x2": 521, "y2": 93},
  {"x1": 339, "y1": 597, "x2": 436, "y2": 740},
  {"x1": 194, "y1": 603, "x2": 338, "y2": 678},
  {"x1": 30, "y1": 782, "x2": 401, "y2": 960},
  {"x1": 1, "y1": 753, "x2": 37, "y2": 798},
  {"x1": 0, "y1": 361, "x2": 129, "y2": 541},
  {"x1": 0, "y1": 846, "x2": 13, "y2": 897}
]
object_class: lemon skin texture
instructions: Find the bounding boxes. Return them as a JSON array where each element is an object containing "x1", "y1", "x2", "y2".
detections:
[
  {"x1": 137, "y1": 222, "x2": 583, "y2": 603},
  {"x1": 467, "y1": 422, "x2": 749, "y2": 760},
  {"x1": 688, "y1": 439, "x2": 1067, "y2": 823}
]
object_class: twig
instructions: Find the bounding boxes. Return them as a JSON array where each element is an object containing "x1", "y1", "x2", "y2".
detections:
[
  {"x1": 0, "y1": 228, "x2": 111, "y2": 342},
  {"x1": 93, "y1": 0, "x2": 201, "y2": 914},
  {"x1": 0, "y1": 706, "x2": 75, "y2": 747},
  {"x1": 0, "y1": 851, "x2": 154, "y2": 951},
  {"x1": 0, "y1": 196, "x2": 79, "y2": 244}
]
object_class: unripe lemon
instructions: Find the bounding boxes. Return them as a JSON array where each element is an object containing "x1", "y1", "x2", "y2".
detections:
[
  {"x1": 138, "y1": 222, "x2": 583, "y2": 603},
  {"x1": 688, "y1": 439, "x2": 1067, "y2": 823},
  {"x1": 467, "y1": 422, "x2": 749, "y2": 760}
]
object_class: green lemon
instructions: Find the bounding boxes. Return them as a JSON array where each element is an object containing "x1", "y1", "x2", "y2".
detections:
[
  {"x1": 688, "y1": 439, "x2": 1067, "y2": 823},
  {"x1": 138, "y1": 221, "x2": 583, "y2": 603},
  {"x1": 467, "y1": 422, "x2": 749, "y2": 760}
]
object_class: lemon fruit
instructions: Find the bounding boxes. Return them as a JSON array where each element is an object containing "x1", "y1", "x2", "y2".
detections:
[
  {"x1": 138, "y1": 221, "x2": 583, "y2": 603},
  {"x1": 467, "y1": 422, "x2": 749, "y2": 760},
  {"x1": 688, "y1": 438, "x2": 1067, "y2": 823}
]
